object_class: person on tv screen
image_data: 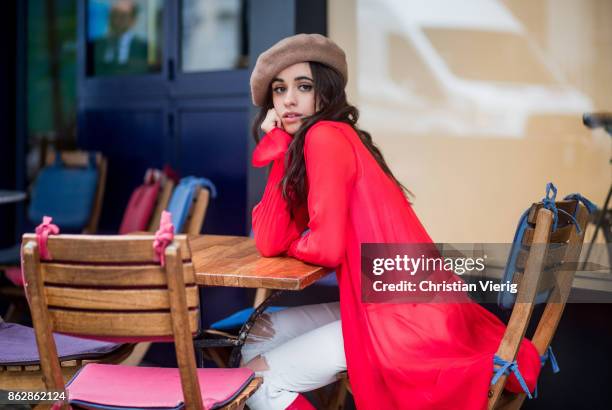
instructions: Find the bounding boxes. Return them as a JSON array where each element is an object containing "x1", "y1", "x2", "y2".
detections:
[{"x1": 93, "y1": 0, "x2": 148, "y2": 76}]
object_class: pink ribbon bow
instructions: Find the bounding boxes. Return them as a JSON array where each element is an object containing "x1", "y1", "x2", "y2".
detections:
[
  {"x1": 35, "y1": 216, "x2": 60, "y2": 260},
  {"x1": 153, "y1": 210, "x2": 175, "y2": 266},
  {"x1": 21, "y1": 216, "x2": 60, "y2": 304}
]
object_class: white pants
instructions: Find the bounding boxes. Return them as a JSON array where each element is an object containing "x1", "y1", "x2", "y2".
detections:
[{"x1": 241, "y1": 302, "x2": 346, "y2": 410}]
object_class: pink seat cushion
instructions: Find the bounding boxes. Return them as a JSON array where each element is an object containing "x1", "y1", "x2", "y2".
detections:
[
  {"x1": 5, "y1": 266, "x2": 23, "y2": 286},
  {"x1": 119, "y1": 182, "x2": 160, "y2": 235},
  {"x1": 67, "y1": 363, "x2": 255, "y2": 410}
]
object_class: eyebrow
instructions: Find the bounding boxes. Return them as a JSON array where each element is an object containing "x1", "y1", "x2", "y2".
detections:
[{"x1": 272, "y1": 75, "x2": 313, "y2": 83}]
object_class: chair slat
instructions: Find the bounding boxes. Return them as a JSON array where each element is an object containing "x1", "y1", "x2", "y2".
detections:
[
  {"x1": 22, "y1": 234, "x2": 192, "y2": 262},
  {"x1": 522, "y1": 224, "x2": 573, "y2": 245},
  {"x1": 45, "y1": 285, "x2": 199, "y2": 311},
  {"x1": 42, "y1": 262, "x2": 195, "y2": 287},
  {"x1": 510, "y1": 265, "x2": 560, "y2": 297},
  {"x1": 149, "y1": 180, "x2": 175, "y2": 232},
  {"x1": 45, "y1": 150, "x2": 102, "y2": 168},
  {"x1": 527, "y1": 200, "x2": 577, "y2": 225},
  {"x1": 49, "y1": 309, "x2": 199, "y2": 337},
  {"x1": 185, "y1": 187, "x2": 211, "y2": 235},
  {"x1": 515, "y1": 243, "x2": 567, "y2": 271},
  {"x1": 535, "y1": 266, "x2": 561, "y2": 295}
]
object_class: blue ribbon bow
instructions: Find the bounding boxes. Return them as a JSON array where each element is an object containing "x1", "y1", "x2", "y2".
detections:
[
  {"x1": 542, "y1": 183, "x2": 582, "y2": 234},
  {"x1": 492, "y1": 355, "x2": 533, "y2": 399},
  {"x1": 540, "y1": 346, "x2": 560, "y2": 373}
]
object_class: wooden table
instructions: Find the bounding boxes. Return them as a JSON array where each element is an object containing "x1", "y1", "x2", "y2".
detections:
[
  {"x1": 189, "y1": 234, "x2": 331, "y2": 290},
  {"x1": 0, "y1": 190, "x2": 26, "y2": 205},
  {"x1": 188, "y1": 235, "x2": 333, "y2": 367}
]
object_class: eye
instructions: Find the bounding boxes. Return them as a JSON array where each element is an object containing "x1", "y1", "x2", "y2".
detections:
[
  {"x1": 298, "y1": 84, "x2": 313, "y2": 92},
  {"x1": 272, "y1": 86, "x2": 286, "y2": 94}
]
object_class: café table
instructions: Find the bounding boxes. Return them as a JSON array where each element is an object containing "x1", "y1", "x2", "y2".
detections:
[
  {"x1": 0, "y1": 190, "x2": 26, "y2": 205},
  {"x1": 0, "y1": 190, "x2": 26, "y2": 271},
  {"x1": 189, "y1": 234, "x2": 330, "y2": 290},
  {"x1": 188, "y1": 234, "x2": 332, "y2": 366}
]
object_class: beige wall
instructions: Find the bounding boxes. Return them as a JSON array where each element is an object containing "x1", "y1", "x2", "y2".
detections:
[{"x1": 329, "y1": 0, "x2": 611, "y2": 242}]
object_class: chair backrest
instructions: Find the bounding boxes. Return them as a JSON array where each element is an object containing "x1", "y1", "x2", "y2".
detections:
[
  {"x1": 184, "y1": 187, "x2": 211, "y2": 235},
  {"x1": 149, "y1": 179, "x2": 175, "y2": 232},
  {"x1": 119, "y1": 181, "x2": 161, "y2": 234},
  {"x1": 34, "y1": 150, "x2": 107, "y2": 234},
  {"x1": 166, "y1": 177, "x2": 215, "y2": 234},
  {"x1": 119, "y1": 168, "x2": 178, "y2": 235},
  {"x1": 22, "y1": 233, "x2": 204, "y2": 409},
  {"x1": 489, "y1": 199, "x2": 589, "y2": 408}
]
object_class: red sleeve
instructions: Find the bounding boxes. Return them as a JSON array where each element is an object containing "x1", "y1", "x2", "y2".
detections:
[
  {"x1": 251, "y1": 128, "x2": 305, "y2": 257},
  {"x1": 287, "y1": 123, "x2": 357, "y2": 267}
]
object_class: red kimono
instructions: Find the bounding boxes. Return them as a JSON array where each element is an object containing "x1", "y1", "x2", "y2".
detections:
[{"x1": 252, "y1": 121, "x2": 541, "y2": 409}]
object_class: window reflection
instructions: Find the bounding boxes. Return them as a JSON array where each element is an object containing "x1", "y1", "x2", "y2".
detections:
[
  {"x1": 87, "y1": 0, "x2": 163, "y2": 76},
  {"x1": 181, "y1": 0, "x2": 249, "y2": 72}
]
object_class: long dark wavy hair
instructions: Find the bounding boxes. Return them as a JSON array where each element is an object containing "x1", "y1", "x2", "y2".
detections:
[{"x1": 251, "y1": 61, "x2": 411, "y2": 212}]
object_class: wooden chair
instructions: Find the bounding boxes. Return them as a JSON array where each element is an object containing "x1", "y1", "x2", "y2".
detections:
[
  {"x1": 488, "y1": 198, "x2": 589, "y2": 409},
  {"x1": 183, "y1": 186, "x2": 212, "y2": 235},
  {"x1": 156, "y1": 180, "x2": 213, "y2": 235},
  {"x1": 0, "y1": 343, "x2": 134, "y2": 391},
  {"x1": 21, "y1": 233, "x2": 261, "y2": 410},
  {"x1": 148, "y1": 178, "x2": 175, "y2": 232},
  {"x1": 328, "y1": 198, "x2": 590, "y2": 410}
]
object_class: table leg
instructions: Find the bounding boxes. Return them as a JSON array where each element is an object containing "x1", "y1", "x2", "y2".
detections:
[
  {"x1": 228, "y1": 289, "x2": 283, "y2": 368},
  {"x1": 194, "y1": 289, "x2": 284, "y2": 368}
]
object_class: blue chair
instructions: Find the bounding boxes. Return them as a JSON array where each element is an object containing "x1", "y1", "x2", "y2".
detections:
[
  {"x1": 0, "y1": 151, "x2": 107, "y2": 268},
  {"x1": 0, "y1": 151, "x2": 107, "y2": 324},
  {"x1": 208, "y1": 274, "x2": 337, "y2": 333},
  {"x1": 166, "y1": 176, "x2": 217, "y2": 234}
]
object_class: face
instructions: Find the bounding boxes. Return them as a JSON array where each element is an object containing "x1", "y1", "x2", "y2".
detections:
[
  {"x1": 271, "y1": 62, "x2": 317, "y2": 135},
  {"x1": 110, "y1": 0, "x2": 136, "y2": 36}
]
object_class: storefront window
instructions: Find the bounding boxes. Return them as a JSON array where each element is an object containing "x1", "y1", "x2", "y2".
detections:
[
  {"x1": 86, "y1": 0, "x2": 163, "y2": 76},
  {"x1": 181, "y1": 0, "x2": 248, "y2": 72}
]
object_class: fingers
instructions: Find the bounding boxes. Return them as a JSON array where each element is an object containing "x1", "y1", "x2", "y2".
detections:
[
  {"x1": 272, "y1": 110, "x2": 282, "y2": 130},
  {"x1": 261, "y1": 109, "x2": 284, "y2": 133}
]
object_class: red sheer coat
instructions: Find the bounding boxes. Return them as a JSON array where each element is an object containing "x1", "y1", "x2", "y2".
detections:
[{"x1": 252, "y1": 121, "x2": 540, "y2": 410}]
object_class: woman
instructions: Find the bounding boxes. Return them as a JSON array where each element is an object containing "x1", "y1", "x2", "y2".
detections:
[{"x1": 243, "y1": 34, "x2": 540, "y2": 410}]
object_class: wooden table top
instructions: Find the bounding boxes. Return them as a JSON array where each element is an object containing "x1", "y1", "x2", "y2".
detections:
[
  {"x1": 189, "y1": 235, "x2": 331, "y2": 290},
  {"x1": 0, "y1": 190, "x2": 26, "y2": 205}
]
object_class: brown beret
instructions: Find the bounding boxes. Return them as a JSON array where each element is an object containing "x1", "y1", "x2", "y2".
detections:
[{"x1": 250, "y1": 33, "x2": 348, "y2": 106}]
